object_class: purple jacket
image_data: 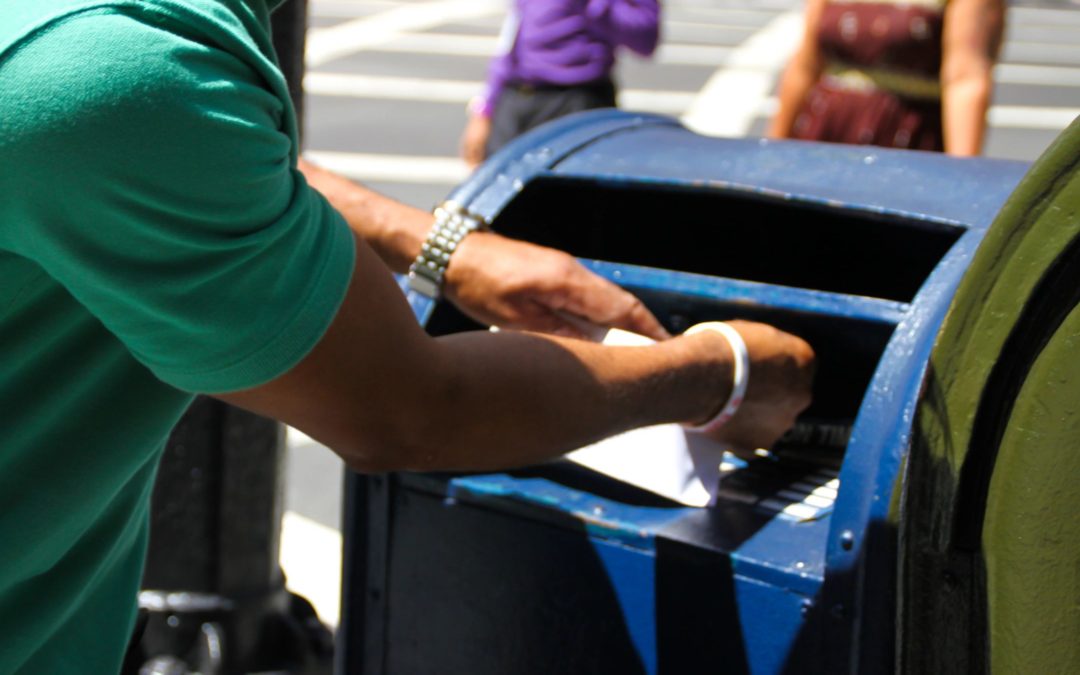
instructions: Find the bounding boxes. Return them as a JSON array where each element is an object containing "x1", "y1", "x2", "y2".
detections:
[{"x1": 473, "y1": 0, "x2": 661, "y2": 116}]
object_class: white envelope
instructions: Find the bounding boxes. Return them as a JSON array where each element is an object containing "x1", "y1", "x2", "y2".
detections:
[
  {"x1": 562, "y1": 326, "x2": 742, "y2": 507},
  {"x1": 565, "y1": 423, "x2": 738, "y2": 507}
]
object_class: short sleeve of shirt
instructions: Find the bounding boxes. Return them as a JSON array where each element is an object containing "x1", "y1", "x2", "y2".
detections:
[{"x1": 2, "y1": 8, "x2": 355, "y2": 393}]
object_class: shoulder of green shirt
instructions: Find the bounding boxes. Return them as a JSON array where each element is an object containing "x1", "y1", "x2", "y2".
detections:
[{"x1": 2, "y1": 0, "x2": 356, "y2": 395}]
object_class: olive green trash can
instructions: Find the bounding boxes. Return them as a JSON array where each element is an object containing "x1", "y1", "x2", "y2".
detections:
[{"x1": 899, "y1": 116, "x2": 1080, "y2": 674}]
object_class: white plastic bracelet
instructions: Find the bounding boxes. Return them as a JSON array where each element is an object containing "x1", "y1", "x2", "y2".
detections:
[{"x1": 682, "y1": 322, "x2": 750, "y2": 434}]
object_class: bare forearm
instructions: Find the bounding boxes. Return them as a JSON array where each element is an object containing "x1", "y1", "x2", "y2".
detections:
[
  {"x1": 769, "y1": 0, "x2": 827, "y2": 139},
  {"x1": 398, "y1": 330, "x2": 725, "y2": 471},
  {"x1": 939, "y1": 0, "x2": 1003, "y2": 156},
  {"x1": 220, "y1": 239, "x2": 730, "y2": 473},
  {"x1": 298, "y1": 158, "x2": 670, "y2": 339},
  {"x1": 768, "y1": 62, "x2": 820, "y2": 138},
  {"x1": 942, "y1": 74, "x2": 993, "y2": 156},
  {"x1": 298, "y1": 158, "x2": 430, "y2": 273}
]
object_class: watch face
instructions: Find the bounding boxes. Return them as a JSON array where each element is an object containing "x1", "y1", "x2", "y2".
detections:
[{"x1": 408, "y1": 271, "x2": 441, "y2": 300}]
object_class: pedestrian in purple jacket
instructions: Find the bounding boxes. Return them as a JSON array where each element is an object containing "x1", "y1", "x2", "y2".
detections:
[{"x1": 460, "y1": 0, "x2": 661, "y2": 167}]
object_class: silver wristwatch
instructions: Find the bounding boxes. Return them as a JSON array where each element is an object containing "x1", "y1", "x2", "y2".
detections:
[{"x1": 407, "y1": 200, "x2": 489, "y2": 299}]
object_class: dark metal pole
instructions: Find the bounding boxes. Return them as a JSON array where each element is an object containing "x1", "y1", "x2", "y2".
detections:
[{"x1": 272, "y1": 0, "x2": 308, "y2": 136}]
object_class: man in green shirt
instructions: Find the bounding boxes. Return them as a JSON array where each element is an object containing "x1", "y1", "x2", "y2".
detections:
[{"x1": 0, "y1": 0, "x2": 814, "y2": 671}]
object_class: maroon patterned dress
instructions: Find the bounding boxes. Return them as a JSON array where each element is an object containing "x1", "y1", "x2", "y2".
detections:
[{"x1": 791, "y1": 0, "x2": 947, "y2": 151}]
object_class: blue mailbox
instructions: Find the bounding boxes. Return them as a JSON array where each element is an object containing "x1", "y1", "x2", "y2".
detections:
[{"x1": 336, "y1": 110, "x2": 1036, "y2": 674}]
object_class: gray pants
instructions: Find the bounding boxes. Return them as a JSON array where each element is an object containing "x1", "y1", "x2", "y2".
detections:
[{"x1": 485, "y1": 79, "x2": 618, "y2": 156}]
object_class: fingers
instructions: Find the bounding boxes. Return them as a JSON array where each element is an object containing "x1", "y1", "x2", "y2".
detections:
[
  {"x1": 705, "y1": 321, "x2": 815, "y2": 451},
  {"x1": 556, "y1": 264, "x2": 670, "y2": 341},
  {"x1": 609, "y1": 294, "x2": 671, "y2": 341},
  {"x1": 445, "y1": 233, "x2": 669, "y2": 339}
]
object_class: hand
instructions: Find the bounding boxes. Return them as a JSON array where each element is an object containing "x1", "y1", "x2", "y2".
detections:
[
  {"x1": 688, "y1": 320, "x2": 815, "y2": 452},
  {"x1": 460, "y1": 114, "x2": 492, "y2": 169},
  {"x1": 444, "y1": 231, "x2": 670, "y2": 340}
]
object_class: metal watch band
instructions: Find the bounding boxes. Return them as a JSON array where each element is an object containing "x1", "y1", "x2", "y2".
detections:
[{"x1": 407, "y1": 201, "x2": 488, "y2": 299}]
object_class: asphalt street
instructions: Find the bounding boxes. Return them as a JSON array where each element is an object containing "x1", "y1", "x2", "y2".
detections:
[{"x1": 281, "y1": 0, "x2": 1080, "y2": 628}]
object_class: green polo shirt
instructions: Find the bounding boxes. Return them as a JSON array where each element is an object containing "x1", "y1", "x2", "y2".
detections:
[{"x1": 0, "y1": 0, "x2": 354, "y2": 671}]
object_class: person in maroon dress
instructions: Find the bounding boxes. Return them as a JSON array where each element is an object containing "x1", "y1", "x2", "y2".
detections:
[{"x1": 769, "y1": 0, "x2": 1004, "y2": 155}]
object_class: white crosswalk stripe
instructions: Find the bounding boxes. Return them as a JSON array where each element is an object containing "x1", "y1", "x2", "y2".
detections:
[
  {"x1": 305, "y1": 0, "x2": 503, "y2": 66},
  {"x1": 304, "y1": 149, "x2": 469, "y2": 183},
  {"x1": 312, "y1": 30, "x2": 743, "y2": 67},
  {"x1": 305, "y1": 72, "x2": 699, "y2": 114},
  {"x1": 304, "y1": 69, "x2": 1079, "y2": 133},
  {"x1": 996, "y1": 63, "x2": 1080, "y2": 87},
  {"x1": 1008, "y1": 5, "x2": 1080, "y2": 24},
  {"x1": 681, "y1": 10, "x2": 803, "y2": 136},
  {"x1": 280, "y1": 510, "x2": 342, "y2": 627}
]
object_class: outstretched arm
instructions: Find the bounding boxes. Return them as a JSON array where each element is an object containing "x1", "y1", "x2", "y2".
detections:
[
  {"x1": 940, "y1": 0, "x2": 1004, "y2": 156},
  {"x1": 218, "y1": 233, "x2": 814, "y2": 473},
  {"x1": 298, "y1": 158, "x2": 669, "y2": 339},
  {"x1": 16, "y1": 5, "x2": 813, "y2": 478}
]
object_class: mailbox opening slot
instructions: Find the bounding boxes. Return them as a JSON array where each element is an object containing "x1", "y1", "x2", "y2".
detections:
[
  {"x1": 629, "y1": 287, "x2": 894, "y2": 435},
  {"x1": 427, "y1": 288, "x2": 895, "y2": 461},
  {"x1": 492, "y1": 177, "x2": 964, "y2": 303}
]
